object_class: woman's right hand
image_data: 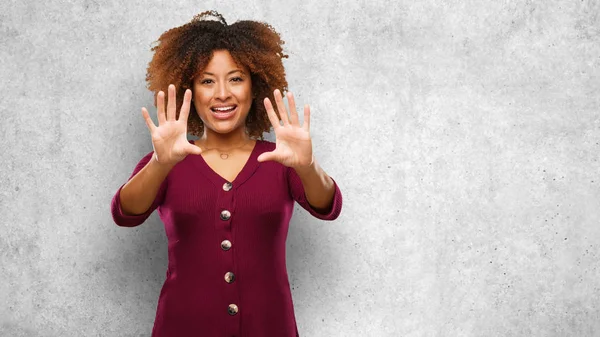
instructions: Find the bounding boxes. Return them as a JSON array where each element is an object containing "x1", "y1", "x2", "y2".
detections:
[{"x1": 141, "y1": 84, "x2": 202, "y2": 167}]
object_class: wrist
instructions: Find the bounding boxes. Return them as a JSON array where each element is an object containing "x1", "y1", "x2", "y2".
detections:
[
  {"x1": 293, "y1": 155, "x2": 316, "y2": 175},
  {"x1": 151, "y1": 153, "x2": 176, "y2": 173}
]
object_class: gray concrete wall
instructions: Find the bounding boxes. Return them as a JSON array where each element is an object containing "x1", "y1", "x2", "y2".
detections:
[{"x1": 1, "y1": 0, "x2": 599, "y2": 336}]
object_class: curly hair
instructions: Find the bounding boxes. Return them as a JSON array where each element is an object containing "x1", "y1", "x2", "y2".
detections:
[{"x1": 145, "y1": 10, "x2": 289, "y2": 139}]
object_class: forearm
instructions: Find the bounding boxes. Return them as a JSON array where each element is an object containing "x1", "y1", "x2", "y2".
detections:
[
  {"x1": 119, "y1": 155, "x2": 174, "y2": 215},
  {"x1": 293, "y1": 157, "x2": 335, "y2": 212}
]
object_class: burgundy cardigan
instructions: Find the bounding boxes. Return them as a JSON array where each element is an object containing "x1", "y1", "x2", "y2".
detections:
[{"x1": 110, "y1": 139, "x2": 343, "y2": 337}]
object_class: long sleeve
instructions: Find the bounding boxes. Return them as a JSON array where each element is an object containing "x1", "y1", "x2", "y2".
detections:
[
  {"x1": 286, "y1": 165, "x2": 343, "y2": 221},
  {"x1": 110, "y1": 150, "x2": 168, "y2": 227}
]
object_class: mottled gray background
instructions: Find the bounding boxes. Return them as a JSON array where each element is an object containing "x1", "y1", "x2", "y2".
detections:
[{"x1": 1, "y1": 0, "x2": 599, "y2": 336}]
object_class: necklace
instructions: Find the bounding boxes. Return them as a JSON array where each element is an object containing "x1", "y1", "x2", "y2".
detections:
[{"x1": 199, "y1": 140, "x2": 253, "y2": 160}]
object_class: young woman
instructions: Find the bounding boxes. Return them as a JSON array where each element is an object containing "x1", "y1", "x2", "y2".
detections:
[{"x1": 110, "y1": 10, "x2": 343, "y2": 337}]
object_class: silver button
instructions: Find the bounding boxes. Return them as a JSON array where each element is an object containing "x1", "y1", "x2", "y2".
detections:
[
  {"x1": 224, "y1": 272, "x2": 236, "y2": 283},
  {"x1": 223, "y1": 182, "x2": 233, "y2": 191},
  {"x1": 221, "y1": 240, "x2": 232, "y2": 251},
  {"x1": 220, "y1": 210, "x2": 231, "y2": 221},
  {"x1": 228, "y1": 303, "x2": 238, "y2": 315}
]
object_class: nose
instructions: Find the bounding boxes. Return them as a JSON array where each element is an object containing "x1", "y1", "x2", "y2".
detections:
[{"x1": 215, "y1": 81, "x2": 231, "y2": 100}]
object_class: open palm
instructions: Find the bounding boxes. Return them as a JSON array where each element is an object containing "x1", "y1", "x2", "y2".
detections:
[
  {"x1": 257, "y1": 89, "x2": 314, "y2": 169},
  {"x1": 141, "y1": 84, "x2": 202, "y2": 166}
]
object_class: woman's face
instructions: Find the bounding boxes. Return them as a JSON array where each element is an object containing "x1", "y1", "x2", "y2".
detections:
[{"x1": 192, "y1": 49, "x2": 253, "y2": 135}]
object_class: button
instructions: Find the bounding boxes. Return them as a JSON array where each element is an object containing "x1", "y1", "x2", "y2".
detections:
[
  {"x1": 221, "y1": 240, "x2": 232, "y2": 251},
  {"x1": 220, "y1": 210, "x2": 231, "y2": 221},
  {"x1": 228, "y1": 304, "x2": 238, "y2": 315},
  {"x1": 223, "y1": 182, "x2": 233, "y2": 191},
  {"x1": 224, "y1": 272, "x2": 235, "y2": 283}
]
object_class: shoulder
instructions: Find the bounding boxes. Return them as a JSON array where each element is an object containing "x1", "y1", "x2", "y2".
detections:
[
  {"x1": 256, "y1": 139, "x2": 276, "y2": 152},
  {"x1": 255, "y1": 139, "x2": 288, "y2": 173}
]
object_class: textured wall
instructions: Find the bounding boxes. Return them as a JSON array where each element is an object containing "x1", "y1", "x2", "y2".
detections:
[{"x1": 1, "y1": 0, "x2": 599, "y2": 336}]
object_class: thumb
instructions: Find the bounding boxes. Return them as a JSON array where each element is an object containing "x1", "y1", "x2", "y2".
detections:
[
  {"x1": 257, "y1": 151, "x2": 276, "y2": 163},
  {"x1": 187, "y1": 144, "x2": 203, "y2": 156}
]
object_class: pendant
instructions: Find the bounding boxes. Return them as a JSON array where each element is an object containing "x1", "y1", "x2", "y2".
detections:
[{"x1": 220, "y1": 153, "x2": 229, "y2": 159}]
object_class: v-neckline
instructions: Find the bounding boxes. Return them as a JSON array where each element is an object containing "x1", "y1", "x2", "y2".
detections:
[{"x1": 189, "y1": 139, "x2": 262, "y2": 188}]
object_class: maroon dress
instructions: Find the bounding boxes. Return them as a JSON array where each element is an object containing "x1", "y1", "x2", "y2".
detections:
[{"x1": 110, "y1": 139, "x2": 343, "y2": 337}]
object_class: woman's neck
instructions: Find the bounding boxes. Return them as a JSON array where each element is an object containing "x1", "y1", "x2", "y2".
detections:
[{"x1": 197, "y1": 128, "x2": 252, "y2": 150}]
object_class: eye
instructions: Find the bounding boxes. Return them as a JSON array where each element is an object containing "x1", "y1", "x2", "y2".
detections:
[
  {"x1": 201, "y1": 79, "x2": 213, "y2": 84},
  {"x1": 231, "y1": 77, "x2": 243, "y2": 82}
]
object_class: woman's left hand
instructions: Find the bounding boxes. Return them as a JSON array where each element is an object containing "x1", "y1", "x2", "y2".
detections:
[{"x1": 256, "y1": 89, "x2": 314, "y2": 170}]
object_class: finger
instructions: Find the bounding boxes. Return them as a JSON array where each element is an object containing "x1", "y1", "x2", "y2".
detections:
[
  {"x1": 303, "y1": 104, "x2": 311, "y2": 132},
  {"x1": 257, "y1": 150, "x2": 278, "y2": 163},
  {"x1": 142, "y1": 107, "x2": 156, "y2": 133},
  {"x1": 156, "y1": 91, "x2": 166, "y2": 125},
  {"x1": 287, "y1": 92, "x2": 299, "y2": 126},
  {"x1": 179, "y1": 89, "x2": 192, "y2": 123},
  {"x1": 264, "y1": 97, "x2": 281, "y2": 130},
  {"x1": 186, "y1": 142, "x2": 202, "y2": 156},
  {"x1": 274, "y1": 89, "x2": 290, "y2": 126},
  {"x1": 167, "y1": 84, "x2": 176, "y2": 121}
]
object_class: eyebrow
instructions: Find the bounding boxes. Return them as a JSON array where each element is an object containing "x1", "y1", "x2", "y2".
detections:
[{"x1": 202, "y1": 70, "x2": 245, "y2": 76}]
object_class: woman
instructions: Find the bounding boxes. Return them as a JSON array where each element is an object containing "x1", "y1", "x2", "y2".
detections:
[{"x1": 110, "y1": 10, "x2": 343, "y2": 337}]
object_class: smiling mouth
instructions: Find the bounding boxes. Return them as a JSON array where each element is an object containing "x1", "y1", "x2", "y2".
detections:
[
  {"x1": 210, "y1": 105, "x2": 238, "y2": 119},
  {"x1": 211, "y1": 105, "x2": 237, "y2": 113}
]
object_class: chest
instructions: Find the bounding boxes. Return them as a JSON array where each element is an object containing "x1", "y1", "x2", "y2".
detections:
[
  {"x1": 161, "y1": 159, "x2": 294, "y2": 241},
  {"x1": 201, "y1": 150, "x2": 252, "y2": 182}
]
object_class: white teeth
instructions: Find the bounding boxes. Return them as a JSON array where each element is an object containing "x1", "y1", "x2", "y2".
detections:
[{"x1": 213, "y1": 106, "x2": 235, "y2": 111}]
